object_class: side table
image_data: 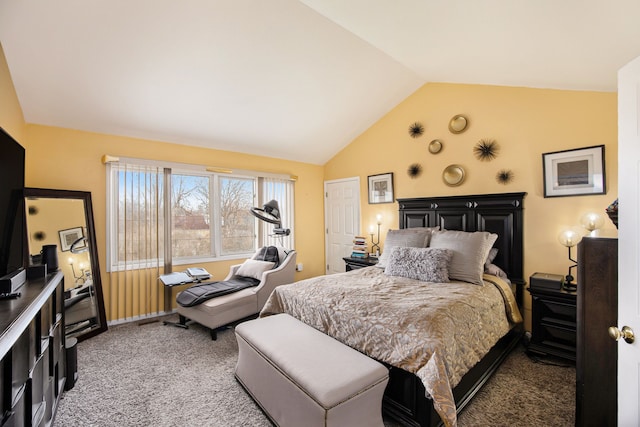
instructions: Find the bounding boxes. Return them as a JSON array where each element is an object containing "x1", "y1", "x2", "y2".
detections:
[
  {"x1": 343, "y1": 257, "x2": 378, "y2": 271},
  {"x1": 527, "y1": 279, "x2": 577, "y2": 362}
]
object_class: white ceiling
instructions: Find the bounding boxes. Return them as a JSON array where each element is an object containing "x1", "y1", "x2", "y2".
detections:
[{"x1": 1, "y1": 0, "x2": 640, "y2": 165}]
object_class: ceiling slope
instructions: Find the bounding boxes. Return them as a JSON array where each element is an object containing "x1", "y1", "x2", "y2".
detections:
[{"x1": 1, "y1": 0, "x2": 640, "y2": 164}]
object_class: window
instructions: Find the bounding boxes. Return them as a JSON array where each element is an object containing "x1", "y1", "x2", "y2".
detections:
[
  {"x1": 106, "y1": 160, "x2": 294, "y2": 271},
  {"x1": 171, "y1": 173, "x2": 212, "y2": 259},
  {"x1": 219, "y1": 176, "x2": 255, "y2": 255},
  {"x1": 112, "y1": 164, "x2": 165, "y2": 269}
]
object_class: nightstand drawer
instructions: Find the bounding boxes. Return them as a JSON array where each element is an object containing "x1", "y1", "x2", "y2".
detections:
[
  {"x1": 343, "y1": 257, "x2": 378, "y2": 271},
  {"x1": 538, "y1": 322, "x2": 577, "y2": 347},
  {"x1": 535, "y1": 297, "x2": 576, "y2": 323}
]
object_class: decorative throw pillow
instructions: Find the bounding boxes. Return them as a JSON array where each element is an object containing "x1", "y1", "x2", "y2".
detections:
[
  {"x1": 485, "y1": 247, "x2": 498, "y2": 268},
  {"x1": 377, "y1": 228, "x2": 435, "y2": 268},
  {"x1": 429, "y1": 230, "x2": 498, "y2": 285},
  {"x1": 236, "y1": 259, "x2": 275, "y2": 280},
  {"x1": 485, "y1": 263, "x2": 508, "y2": 279},
  {"x1": 384, "y1": 246, "x2": 453, "y2": 283}
]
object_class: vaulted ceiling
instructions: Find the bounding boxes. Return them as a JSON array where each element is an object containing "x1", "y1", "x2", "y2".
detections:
[{"x1": 1, "y1": 1, "x2": 639, "y2": 164}]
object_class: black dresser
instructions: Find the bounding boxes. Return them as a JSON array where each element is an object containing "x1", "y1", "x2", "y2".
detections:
[{"x1": 1, "y1": 271, "x2": 66, "y2": 426}]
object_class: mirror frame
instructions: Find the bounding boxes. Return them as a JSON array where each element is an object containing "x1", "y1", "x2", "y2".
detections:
[{"x1": 24, "y1": 187, "x2": 108, "y2": 342}]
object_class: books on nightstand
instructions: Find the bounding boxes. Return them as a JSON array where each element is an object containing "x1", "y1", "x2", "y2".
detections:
[{"x1": 352, "y1": 236, "x2": 368, "y2": 258}]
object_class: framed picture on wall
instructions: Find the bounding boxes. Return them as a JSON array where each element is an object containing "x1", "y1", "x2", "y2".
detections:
[
  {"x1": 368, "y1": 172, "x2": 394, "y2": 204},
  {"x1": 542, "y1": 145, "x2": 606, "y2": 197},
  {"x1": 59, "y1": 227, "x2": 85, "y2": 252}
]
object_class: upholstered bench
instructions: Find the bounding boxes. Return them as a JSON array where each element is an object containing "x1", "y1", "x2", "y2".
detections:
[{"x1": 234, "y1": 314, "x2": 389, "y2": 427}]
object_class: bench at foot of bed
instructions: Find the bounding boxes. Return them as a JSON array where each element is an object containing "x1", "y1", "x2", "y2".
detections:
[{"x1": 234, "y1": 314, "x2": 389, "y2": 427}]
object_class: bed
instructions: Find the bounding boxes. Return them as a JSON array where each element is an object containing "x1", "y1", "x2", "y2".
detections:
[{"x1": 261, "y1": 192, "x2": 526, "y2": 427}]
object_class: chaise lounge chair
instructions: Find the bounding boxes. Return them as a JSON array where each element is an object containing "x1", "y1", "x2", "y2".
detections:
[{"x1": 175, "y1": 246, "x2": 297, "y2": 339}]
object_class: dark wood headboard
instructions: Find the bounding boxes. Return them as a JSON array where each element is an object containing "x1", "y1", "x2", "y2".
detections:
[{"x1": 397, "y1": 192, "x2": 526, "y2": 303}]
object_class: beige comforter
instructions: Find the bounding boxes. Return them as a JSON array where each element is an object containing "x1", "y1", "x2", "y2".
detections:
[{"x1": 260, "y1": 266, "x2": 522, "y2": 427}]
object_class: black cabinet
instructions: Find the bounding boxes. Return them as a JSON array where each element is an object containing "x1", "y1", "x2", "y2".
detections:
[
  {"x1": 1, "y1": 271, "x2": 66, "y2": 427},
  {"x1": 576, "y1": 237, "x2": 617, "y2": 427},
  {"x1": 527, "y1": 284, "x2": 577, "y2": 361},
  {"x1": 343, "y1": 257, "x2": 378, "y2": 271}
]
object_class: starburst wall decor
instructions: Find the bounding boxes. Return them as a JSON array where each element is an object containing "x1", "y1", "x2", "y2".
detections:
[
  {"x1": 408, "y1": 122, "x2": 424, "y2": 138},
  {"x1": 407, "y1": 163, "x2": 423, "y2": 178},
  {"x1": 496, "y1": 169, "x2": 513, "y2": 184},
  {"x1": 474, "y1": 139, "x2": 499, "y2": 161}
]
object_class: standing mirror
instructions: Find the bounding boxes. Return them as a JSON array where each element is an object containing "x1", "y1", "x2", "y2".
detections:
[{"x1": 24, "y1": 188, "x2": 107, "y2": 342}]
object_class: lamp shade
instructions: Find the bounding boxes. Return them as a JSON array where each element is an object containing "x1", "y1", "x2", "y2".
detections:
[
  {"x1": 557, "y1": 227, "x2": 584, "y2": 248},
  {"x1": 580, "y1": 212, "x2": 605, "y2": 232}
]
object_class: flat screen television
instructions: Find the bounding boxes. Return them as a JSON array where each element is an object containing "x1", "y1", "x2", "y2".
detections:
[{"x1": 0, "y1": 127, "x2": 26, "y2": 288}]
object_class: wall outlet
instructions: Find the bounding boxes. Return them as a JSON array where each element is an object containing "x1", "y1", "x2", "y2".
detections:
[{"x1": 296, "y1": 263, "x2": 303, "y2": 271}]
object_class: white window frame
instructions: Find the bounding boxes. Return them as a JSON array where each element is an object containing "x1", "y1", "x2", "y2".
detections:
[{"x1": 106, "y1": 157, "x2": 294, "y2": 272}]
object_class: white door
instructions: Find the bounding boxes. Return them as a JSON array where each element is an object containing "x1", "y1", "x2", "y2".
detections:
[
  {"x1": 617, "y1": 54, "x2": 640, "y2": 426},
  {"x1": 324, "y1": 178, "x2": 360, "y2": 275}
]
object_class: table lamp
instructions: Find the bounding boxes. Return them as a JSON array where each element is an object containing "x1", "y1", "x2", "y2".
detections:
[{"x1": 557, "y1": 227, "x2": 583, "y2": 290}]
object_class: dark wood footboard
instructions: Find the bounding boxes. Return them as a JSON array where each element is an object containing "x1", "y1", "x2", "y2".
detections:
[{"x1": 383, "y1": 324, "x2": 524, "y2": 427}]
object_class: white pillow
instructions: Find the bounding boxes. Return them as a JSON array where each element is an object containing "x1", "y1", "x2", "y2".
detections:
[
  {"x1": 235, "y1": 259, "x2": 275, "y2": 280},
  {"x1": 429, "y1": 230, "x2": 498, "y2": 285},
  {"x1": 377, "y1": 228, "x2": 436, "y2": 268}
]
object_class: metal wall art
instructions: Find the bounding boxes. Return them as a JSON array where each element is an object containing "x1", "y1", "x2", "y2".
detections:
[
  {"x1": 448, "y1": 115, "x2": 469, "y2": 134},
  {"x1": 442, "y1": 164, "x2": 465, "y2": 186},
  {"x1": 496, "y1": 169, "x2": 513, "y2": 184},
  {"x1": 407, "y1": 163, "x2": 423, "y2": 178},
  {"x1": 474, "y1": 139, "x2": 499, "y2": 161},
  {"x1": 428, "y1": 139, "x2": 443, "y2": 154},
  {"x1": 409, "y1": 122, "x2": 424, "y2": 138}
]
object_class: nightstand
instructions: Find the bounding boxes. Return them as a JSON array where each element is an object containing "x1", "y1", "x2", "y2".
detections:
[
  {"x1": 343, "y1": 257, "x2": 378, "y2": 271},
  {"x1": 527, "y1": 280, "x2": 577, "y2": 362}
]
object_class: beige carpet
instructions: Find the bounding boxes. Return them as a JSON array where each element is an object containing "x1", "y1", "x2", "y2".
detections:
[{"x1": 54, "y1": 315, "x2": 575, "y2": 427}]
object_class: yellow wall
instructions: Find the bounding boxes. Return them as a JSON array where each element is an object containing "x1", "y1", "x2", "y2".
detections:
[
  {"x1": 0, "y1": 42, "x2": 25, "y2": 140},
  {"x1": 325, "y1": 82, "x2": 618, "y2": 327}
]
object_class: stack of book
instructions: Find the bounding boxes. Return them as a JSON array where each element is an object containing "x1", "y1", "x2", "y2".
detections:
[{"x1": 352, "y1": 236, "x2": 368, "y2": 258}]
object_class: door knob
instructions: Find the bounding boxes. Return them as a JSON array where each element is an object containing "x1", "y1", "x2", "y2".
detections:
[{"x1": 608, "y1": 325, "x2": 635, "y2": 344}]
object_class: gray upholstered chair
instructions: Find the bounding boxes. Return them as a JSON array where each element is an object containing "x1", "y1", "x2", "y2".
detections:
[{"x1": 176, "y1": 247, "x2": 297, "y2": 339}]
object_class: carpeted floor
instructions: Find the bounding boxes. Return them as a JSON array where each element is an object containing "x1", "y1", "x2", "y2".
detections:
[{"x1": 54, "y1": 315, "x2": 575, "y2": 427}]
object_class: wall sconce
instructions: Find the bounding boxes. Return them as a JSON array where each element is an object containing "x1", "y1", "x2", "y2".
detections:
[
  {"x1": 557, "y1": 227, "x2": 584, "y2": 290},
  {"x1": 369, "y1": 214, "x2": 382, "y2": 256}
]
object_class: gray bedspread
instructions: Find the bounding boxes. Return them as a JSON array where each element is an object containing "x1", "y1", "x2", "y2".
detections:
[{"x1": 260, "y1": 266, "x2": 522, "y2": 427}]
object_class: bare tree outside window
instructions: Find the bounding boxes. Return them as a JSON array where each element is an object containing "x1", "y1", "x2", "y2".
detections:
[
  {"x1": 117, "y1": 168, "x2": 165, "y2": 264},
  {"x1": 220, "y1": 177, "x2": 254, "y2": 254},
  {"x1": 171, "y1": 174, "x2": 211, "y2": 258}
]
